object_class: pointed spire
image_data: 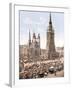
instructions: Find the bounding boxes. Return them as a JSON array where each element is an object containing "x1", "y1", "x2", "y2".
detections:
[
  {"x1": 29, "y1": 29, "x2": 31, "y2": 41},
  {"x1": 29, "y1": 29, "x2": 31, "y2": 46},
  {"x1": 49, "y1": 12, "x2": 52, "y2": 24},
  {"x1": 38, "y1": 33, "x2": 40, "y2": 39}
]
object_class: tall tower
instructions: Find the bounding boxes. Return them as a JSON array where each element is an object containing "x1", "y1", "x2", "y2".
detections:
[
  {"x1": 29, "y1": 29, "x2": 31, "y2": 47},
  {"x1": 37, "y1": 34, "x2": 41, "y2": 55},
  {"x1": 46, "y1": 13, "x2": 57, "y2": 60},
  {"x1": 37, "y1": 33, "x2": 40, "y2": 48},
  {"x1": 32, "y1": 33, "x2": 36, "y2": 47}
]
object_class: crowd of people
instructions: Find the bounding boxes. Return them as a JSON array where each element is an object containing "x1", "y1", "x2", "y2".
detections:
[{"x1": 19, "y1": 60, "x2": 64, "y2": 79}]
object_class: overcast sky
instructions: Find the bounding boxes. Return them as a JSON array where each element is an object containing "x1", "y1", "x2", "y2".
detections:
[{"x1": 19, "y1": 10, "x2": 64, "y2": 49}]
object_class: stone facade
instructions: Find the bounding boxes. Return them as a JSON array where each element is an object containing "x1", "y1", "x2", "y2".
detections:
[
  {"x1": 28, "y1": 32, "x2": 41, "y2": 61},
  {"x1": 46, "y1": 13, "x2": 59, "y2": 60}
]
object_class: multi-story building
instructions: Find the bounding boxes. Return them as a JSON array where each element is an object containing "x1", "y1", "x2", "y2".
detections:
[{"x1": 46, "y1": 13, "x2": 59, "y2": 60}]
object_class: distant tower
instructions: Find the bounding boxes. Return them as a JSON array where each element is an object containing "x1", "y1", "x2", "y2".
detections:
[
  {"x1": 31, "y1": 33, "x2": 41, "y2": 59},
  {"x1": 37, "y1": 33, "x2": 40, "y2": 48},
  {"x1": 29, "y1": 29, "x2": 31, "y2": 47},
  {"x1": 32, "y1": 33, "x2": 36, "y2": 42},
  {"x1": 46, "y1": 13, "x2": 57, "y2": 60}
]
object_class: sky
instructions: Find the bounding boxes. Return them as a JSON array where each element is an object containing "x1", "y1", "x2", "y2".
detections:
[{"x1": 19, "y1": 10, "x2": 64, "y2": 49}]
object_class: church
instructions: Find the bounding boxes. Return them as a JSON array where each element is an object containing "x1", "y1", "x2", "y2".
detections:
[
  {"x1": 46, "y1": 13, "x2": 59, "y2": 59},
  {"x1": 27, "y1": 13, "x2": 59, "y2": 60},
  {"x1": 20, "y1": 13, "x2": 59, "y2": 61},
  {"x1": 28, "y1": 31, "x2": 41, "y2": 59}
]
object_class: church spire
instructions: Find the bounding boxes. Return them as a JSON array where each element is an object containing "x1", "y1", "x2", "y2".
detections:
[
  {"x1": 29, "y1": 29, "x2": 31, "y2": 40},
  {"x1": 29, "y1": 29, "x2": 31, "y2": 46},
  {"x1": 38, "y1": 33, "x2": 40, "y2": 39},
  {"x1": 48, "y1": 12, "x2": 53, "y2": 31},
  {"x1": 49, "y1": 12, "x2": 52, "y2": 24},
  {"x1": 46, "y1": 12, "x2": 58, "y2": 60}
]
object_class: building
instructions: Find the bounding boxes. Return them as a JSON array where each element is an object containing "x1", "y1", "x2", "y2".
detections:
[
  {"x1": 19, "y1": 13, "x2": 59, "y2": 61},
  {"x1": 46, "y1": 13, "x2": 59, "y2": 60},
  {"x1": 28, "y1": 31, "x2": 41, "y2": 61}
]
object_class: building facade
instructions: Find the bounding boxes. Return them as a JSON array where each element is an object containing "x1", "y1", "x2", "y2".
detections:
[
  {"x1": 28, "y1": 31, "x2": 41, "y2": 60},
  {"x1": 46, "y1": 13, "x2": 59, "y2": 59}
]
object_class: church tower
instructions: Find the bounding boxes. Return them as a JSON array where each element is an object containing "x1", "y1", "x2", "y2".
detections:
[
  {"x1": 46, "y1": 13, "x2": 58, "y2": 60},
  {"x1": 29, "y1": 29, "x2": 31, "y2": 47},
  {"x1": 37, "y1": 33, "x2": 40, "y2": 48}
]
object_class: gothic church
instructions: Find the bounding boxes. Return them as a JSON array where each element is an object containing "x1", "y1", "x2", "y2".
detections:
[{"x1": 28, "y1": 13, "x2": 59, "y2": 60}]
